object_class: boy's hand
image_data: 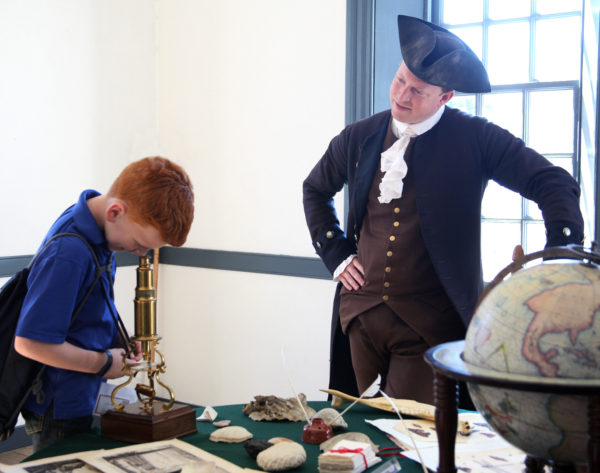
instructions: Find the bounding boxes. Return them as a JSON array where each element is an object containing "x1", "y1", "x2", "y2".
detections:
[{"x1": 102, "y1": 346, "x2": 142, "y2": 379}]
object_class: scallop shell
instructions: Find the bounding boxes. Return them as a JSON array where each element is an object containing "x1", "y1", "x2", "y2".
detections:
[
  {"x1": 311, "y1": 407, "x2": 347, "y2": 429},
  {"x1": 320, "y1": 432, "x2": 379, "y2": 452},
  {"x1": 209, "y1": 425, "x2": 253, "y2": 443},
  {"x1": 257, "y1": 441, "x2": 307, "y2": 472}
]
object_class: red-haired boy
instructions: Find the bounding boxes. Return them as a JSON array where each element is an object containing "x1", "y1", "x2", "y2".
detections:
[{"x1": 14, "y1": 156, "x2": 194, "y2": 451}]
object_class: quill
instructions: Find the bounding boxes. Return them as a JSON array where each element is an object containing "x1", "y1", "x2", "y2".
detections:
[
  {"x1": 280, "y1": 346, "x2": 311, "y2": 424},
  {"x1": 329, "y1": 374, "x2": 381, "y2": 425},
  {"x1": 379, "y1": 388, "x2": 428, "y2": 473}
]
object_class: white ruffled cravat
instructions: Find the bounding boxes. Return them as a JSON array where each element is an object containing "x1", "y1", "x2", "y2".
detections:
[
  {"x1": 378, "y1": 127, "x2": 417, "y2": 203},
  {"x1": 377, "y1": 105, "x2": 446, "y2": 204}
]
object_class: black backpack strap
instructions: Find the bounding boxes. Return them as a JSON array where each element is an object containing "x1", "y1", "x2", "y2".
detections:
[{"x1": 30, "y1": 232, "x2": 132, "y2": 360}]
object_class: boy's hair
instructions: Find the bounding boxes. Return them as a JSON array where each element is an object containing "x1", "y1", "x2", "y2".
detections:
[{"x1": 108, "y1": 157, "x2": 194, "y2": 247}]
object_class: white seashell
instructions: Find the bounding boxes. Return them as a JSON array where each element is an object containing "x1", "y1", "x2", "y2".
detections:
[
  {"x1": 320, "y1": 432, "x2": 379, "y2": 452},
  {"x1": 209, "y1": 425, "x2": 253, "y2": 443},
  {"x1": 311, "y1": 408, "x2": 347, "y2": 429},
  {"x1": 257, "y1": 441, "x2": 307, "y2": 471}
]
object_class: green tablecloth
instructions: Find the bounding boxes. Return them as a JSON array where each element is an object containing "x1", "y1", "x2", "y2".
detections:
[{"x1": 24, "y1": 401, "x2": 427, "y2": 472}]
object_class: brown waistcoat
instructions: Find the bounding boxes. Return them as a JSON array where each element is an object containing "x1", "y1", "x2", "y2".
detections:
[{"x1": 339, "y1": 121, "x2": 465, "y2": 346}]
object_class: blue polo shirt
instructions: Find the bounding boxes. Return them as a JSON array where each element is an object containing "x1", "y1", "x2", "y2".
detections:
[{"x1": 16, "y1": 190, "x2": 119, "y2": 419}]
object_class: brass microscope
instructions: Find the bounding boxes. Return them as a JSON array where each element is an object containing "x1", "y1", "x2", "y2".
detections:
[{"x1": 101, "y1": 255, "x2": 196, "y2": 443}]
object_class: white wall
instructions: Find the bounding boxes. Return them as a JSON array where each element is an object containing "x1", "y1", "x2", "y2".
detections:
[
  {"x1": 157, "y1": 0, "x2": 346, "y2": 256},
  {"x1": 1, "y1": 1, "x2": 346, "y2": 407},
  {"x1": 0, "y1": 0, "x2": 158, "y2": 255},
  {"x1": 154, "y1": 0, "x2": 346, "y2": 405}
]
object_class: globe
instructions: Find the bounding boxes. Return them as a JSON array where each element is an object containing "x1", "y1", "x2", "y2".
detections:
[{"x1": 463, "y1": 260, "x2": 600, "y2": 464}]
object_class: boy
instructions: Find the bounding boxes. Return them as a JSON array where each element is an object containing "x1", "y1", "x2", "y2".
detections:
[{"x1": 14, "y1": 156, "x2": 194, "y2": 451}]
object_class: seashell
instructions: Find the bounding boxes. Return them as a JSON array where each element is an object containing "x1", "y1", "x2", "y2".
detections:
[
  {"x1": 268, "y1": 437, "x2": 294, "y2": 444},
  {"x1": 257, "y1": 441, "x2": 307, "y2": 472},
  {"x1": 242, "y1": 394, "x2": 316, "y2": 422},
  {"x1": 311, "y1": 408, "x2": 347, "y2": 429},
  {"x1": 209, "y1": 425, "x2": 253, "y2": 443},
  {"x1": 212, "y1": 419, "x2": 231, "y2": 428},
  {"x1": 320, "y1": 432, "x2": 379, "y2": 453}
]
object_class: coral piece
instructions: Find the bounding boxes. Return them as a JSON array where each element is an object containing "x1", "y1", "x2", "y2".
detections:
[
  {"x1": 257, "y1": 441, "x2": 307, "y2": 471},
  {"x1": 311, "y1": 408, "x2": 348, "y2": 429},
  {"x1": 209, "y1": 425, "x2": 253, "y2": 443},
  {"x1": 242, "y1": 394, "x2": 316, "y2": 422}
]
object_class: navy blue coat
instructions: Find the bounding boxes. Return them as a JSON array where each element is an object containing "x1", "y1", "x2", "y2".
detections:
[{"x1": 303, "y1": 106, "x2": 584, "y2": 394}]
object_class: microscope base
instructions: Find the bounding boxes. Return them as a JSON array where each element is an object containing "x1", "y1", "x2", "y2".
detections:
[{"x1": 101, "y1": 401, "x2": 197, "y2": 443}]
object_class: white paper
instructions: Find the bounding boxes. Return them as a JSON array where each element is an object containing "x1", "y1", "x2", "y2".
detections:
[{"x1": 366, "y1": 413, "x2": 527, "y2": 473}]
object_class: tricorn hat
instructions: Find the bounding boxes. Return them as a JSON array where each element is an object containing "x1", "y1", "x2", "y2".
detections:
[{"x1": 397, "y1": 15, "x2": 491, "y2": 93}]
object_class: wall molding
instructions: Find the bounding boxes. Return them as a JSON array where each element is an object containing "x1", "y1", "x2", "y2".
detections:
[{"x1": 0, "y1": 248, "x2": 332, "y2": 281}]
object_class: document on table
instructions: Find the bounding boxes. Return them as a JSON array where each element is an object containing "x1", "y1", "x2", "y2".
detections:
[{"x1": 366, "y1": 413, "x2": 527, "y2": 473}]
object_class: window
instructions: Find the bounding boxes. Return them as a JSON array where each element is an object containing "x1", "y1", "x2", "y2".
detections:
[{"x1": 440, "y1": 0, "x2": 586, "y2": 280}]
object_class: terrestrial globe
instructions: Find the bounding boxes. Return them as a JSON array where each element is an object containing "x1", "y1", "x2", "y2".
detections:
[{"x1": 463, "y1": 254, "x2": 600, "y2": 464}]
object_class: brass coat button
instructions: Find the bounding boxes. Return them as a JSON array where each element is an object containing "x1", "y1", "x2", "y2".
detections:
[{"x1": 326, "y1": 231, "x2": 334, "y2": 239}]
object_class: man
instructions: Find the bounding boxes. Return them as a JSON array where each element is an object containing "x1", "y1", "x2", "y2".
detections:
[
  {"x1": 303, "y1": 16, "x2": 583, "y2": 404},
  {"x1": 14, "y1": 156, "x2": 194, "y2": 451}
]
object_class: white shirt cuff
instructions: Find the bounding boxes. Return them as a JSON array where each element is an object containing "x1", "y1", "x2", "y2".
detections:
[{"x1": 333, "y1": 254, "x2": 357, "y2": 281}]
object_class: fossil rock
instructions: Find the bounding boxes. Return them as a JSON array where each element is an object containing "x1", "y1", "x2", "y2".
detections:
[
  {"x1": 242, "y1": 394, "x2": 316, "y2": 422},
  {"x1": 311, "y1": 408, "x2": 347, "y2": 429},
  {"x1": 257, "y1": 441, "x2": 307, "y2": 471}
]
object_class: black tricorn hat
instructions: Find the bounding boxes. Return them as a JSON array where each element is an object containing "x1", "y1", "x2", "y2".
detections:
[{"x1": 397, "y1": 15, "x2": 491, "y2": 93}]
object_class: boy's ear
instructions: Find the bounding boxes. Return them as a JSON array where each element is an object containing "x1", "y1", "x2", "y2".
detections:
[{"x1": 105, "y1": 199, "x2": 127, "y2": 223}]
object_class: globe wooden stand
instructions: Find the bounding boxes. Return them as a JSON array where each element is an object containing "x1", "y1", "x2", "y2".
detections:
[{"x1": 425, "y1": 341, "x2": 600, "y2": 473}]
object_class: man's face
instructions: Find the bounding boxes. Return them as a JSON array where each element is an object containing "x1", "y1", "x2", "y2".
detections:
[
  {"x1": 105, "y1": 212, "x2": 166, "y2": 256},
  {"x1": 389, "y1": 62, "x2": 454, "y2": 124}
]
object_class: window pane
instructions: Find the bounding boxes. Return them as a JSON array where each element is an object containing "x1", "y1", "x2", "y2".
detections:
[
  {"x1": 525, "y1": 198, "x2": 543, "y2": 220},
  {"x1": 528, "y1": 90, "x2": 574, "y2": 154},
  {"x1": 449, "y1": 26, "x2": 483, "y2": 60},
  {"x1": 536, "y1": 0, "x2": 582, "y2": 15},
  {"x1": 482, "y1": 221, "x2": 522, "y2": 281},
  {"x1": 525, "y1": 221, "x2": 546, "y2": 253},
  {"x1": 482, "y1": 181, "x2": 522, "y2": 218},
  {"x1": 488, "y1": 22, "x2": 530, "y2": 84},
  {"x1": 535, "y1": 17, "x2": 581, "y2": 81},
  {"x1": 442, "y1": 0, "x2": 483, "y2": 24},
  {"x1": 482, "y1": 92, "x2": 523, "y2": 138},
  {"x1": 547, "y1": 156, "x2": 575, "y2": 175},
  {"x1": 489, "y1": 0, "x2": 530, "y2": 20},
  {"x1": 449, "y1": 94, "x2": 475, "y2": 115}
]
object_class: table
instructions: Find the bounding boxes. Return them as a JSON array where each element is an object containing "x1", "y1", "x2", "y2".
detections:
[{"x1": 23, "y1": 401, "x2": 426, "y2": 472}]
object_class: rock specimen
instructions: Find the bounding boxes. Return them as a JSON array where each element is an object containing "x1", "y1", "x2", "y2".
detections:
[{"x1": 244, "y1": 438, "x2": 274, "y2": 459}]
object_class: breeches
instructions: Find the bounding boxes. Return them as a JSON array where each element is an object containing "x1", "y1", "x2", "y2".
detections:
[{"x1": 347, "y1": 303, "x2": 437, "y2": 404}]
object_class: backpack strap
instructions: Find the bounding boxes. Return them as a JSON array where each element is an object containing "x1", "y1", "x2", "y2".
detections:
[{"x1": 29, "y1": 232, "x2": 132, "y2": 359}]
